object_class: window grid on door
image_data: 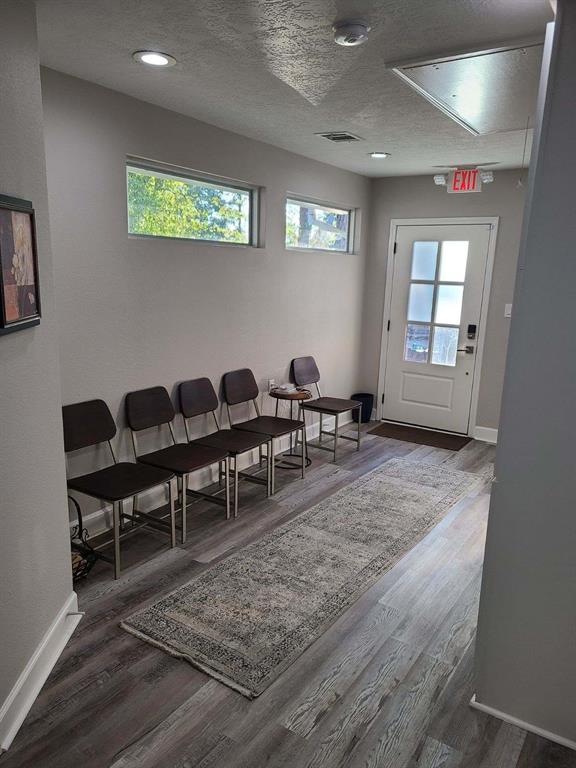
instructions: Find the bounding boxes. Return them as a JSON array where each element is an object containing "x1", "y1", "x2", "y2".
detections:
[{"x1": 404, "y1": 240, "x2": 469, "y2": 367}]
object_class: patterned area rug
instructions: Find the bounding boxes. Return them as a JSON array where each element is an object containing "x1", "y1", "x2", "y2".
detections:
[{"x1": 121, "y1": 458, "x2": 483, "y2": 697}]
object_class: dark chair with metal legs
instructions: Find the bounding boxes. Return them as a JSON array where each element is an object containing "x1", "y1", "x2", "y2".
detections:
[
  {"x1": 291, "y1": 356, "x2": 362, "y2": 462},
  {"x1": 125, "y1": 386, "x2": 230, "y2": 543},
  {"x1": 62, "y1": 399, "x2": 175, "y2": 579},
  {"x1": 178, "y1": 377, "x2": 272, "y2": 518},
  {"x1": 222, "y1": 368, "x2": 307, "y2": 493}
]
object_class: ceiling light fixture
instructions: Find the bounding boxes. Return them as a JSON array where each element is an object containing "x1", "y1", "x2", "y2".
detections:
[
  {"x1": 332, "y1": 20, "x2": 371, "y2": 47},
  {"x1": 369, "y1": 151, "x2": 389, "y2": 159},
  {"x1": 132, "y1": 50, "x2": 177, "y2": 67}
]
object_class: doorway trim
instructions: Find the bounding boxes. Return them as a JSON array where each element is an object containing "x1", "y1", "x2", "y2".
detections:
[{"x1": 376, "y1": 216, "x2": 499, "y2": 436}]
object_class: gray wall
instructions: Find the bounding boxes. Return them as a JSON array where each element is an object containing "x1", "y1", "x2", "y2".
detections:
[
  {"x1": 364, "y1": 173, "x2": 526, "y2": 430},
  {"x1": 0, "y1": 1, "x2": 73, "y2": 708},
  {"x1": 475, "y1": 9, "x2": 576, "y2": 743},
  {"x1": 41, "y1": 69, "x2": 370, "y2": 485}
]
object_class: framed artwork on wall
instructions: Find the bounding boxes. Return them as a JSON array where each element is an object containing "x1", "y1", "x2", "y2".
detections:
[{"x1": 0, "y1": 194, "x2": 41, "y2": 335}]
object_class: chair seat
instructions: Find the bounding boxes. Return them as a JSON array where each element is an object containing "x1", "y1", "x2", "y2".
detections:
[
  {"x1": 193, "y1": 429, "x2": 268, "y2": 455},
  {"x1": 232, "y1": 415, "x2": 304, "y2": 438},
  {"x1": 68, "y1": 462, "x2": 173, "y2": 502},
  {"x1": 301, "y1": 397, "x2": 362, "y2": 415},
  {"x1": 137, "y1": 443, "x2": 228, "y2": 474}
]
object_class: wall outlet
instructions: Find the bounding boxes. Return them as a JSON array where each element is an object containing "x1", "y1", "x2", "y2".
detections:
[
  {"x1": 504, "y1": 303, "x2": 513, "y2": 318},
  {"x1": 268, "y1": 378, "x2": 276, "y2": 392}
]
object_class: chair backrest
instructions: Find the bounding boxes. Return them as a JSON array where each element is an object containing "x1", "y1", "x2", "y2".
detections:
[
  {"x1": 292, "y1": 356, "x2": 321, "y2": 387},
  {"x1": 125, "y1": 386, "x2": 175, "y2": 432},
  {"x1": 179, "y1": 377, "x2": 219, "y2": 418},
  {"x1": 223, "y1": 368, "x2": 259, "y2": 405},
  {"x1": 62, "y1": 399, "x2": 117, "y2": 452}
]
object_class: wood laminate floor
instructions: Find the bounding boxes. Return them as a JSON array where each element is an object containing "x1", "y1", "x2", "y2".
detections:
[{"x1": 3, "y1": 426, "x2": 575, "y2": 768}]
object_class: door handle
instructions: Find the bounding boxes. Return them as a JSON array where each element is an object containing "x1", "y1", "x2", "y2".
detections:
[{"x1": 457, "y1": 345, "x2": 475, "y2": 354}]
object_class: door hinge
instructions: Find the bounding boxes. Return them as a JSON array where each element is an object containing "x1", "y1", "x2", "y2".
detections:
[
  {"x1": 381, "y1": 393, "x2": 385, "y2": 404},
  {"x1": 387, "y1": 319, "x2": 391, "y2": 332},
  {"x1": 393, "y1": 242, "x2": 397, "y2": 254}
]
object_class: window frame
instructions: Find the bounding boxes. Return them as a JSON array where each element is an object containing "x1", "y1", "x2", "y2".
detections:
[
  {"x1": 126, "y1": 158, "x2": 260, "y2": 247},
  {"x1": 284, "y1": 195, "x2": 356, "y2": 254}
]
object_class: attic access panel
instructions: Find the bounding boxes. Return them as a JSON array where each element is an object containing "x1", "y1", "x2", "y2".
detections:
[{"x1": 392, "y1": 43, "x2": 543, "y2": 135}]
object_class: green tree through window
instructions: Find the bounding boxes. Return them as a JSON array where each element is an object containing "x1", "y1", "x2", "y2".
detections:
[{"x1": 127, "y1": 166, "x2": 251, "y2": 244}]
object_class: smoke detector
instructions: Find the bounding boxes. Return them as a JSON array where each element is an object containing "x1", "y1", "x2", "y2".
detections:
[{"x1": 333, "y1": 20, "x2": 371, "y2": 47}]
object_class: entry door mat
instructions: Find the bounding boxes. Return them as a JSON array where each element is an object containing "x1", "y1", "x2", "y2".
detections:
[
  {"x1": 369, "y1": 422, "x2": 472, "y2": 451},
  {"x1": 121, "y1": 458, "x2": 481, "y2": 698}
]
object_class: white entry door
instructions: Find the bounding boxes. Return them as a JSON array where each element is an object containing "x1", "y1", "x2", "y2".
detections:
[{"x1": 382, "y1": 223, "x2": 493, "y2": 434}]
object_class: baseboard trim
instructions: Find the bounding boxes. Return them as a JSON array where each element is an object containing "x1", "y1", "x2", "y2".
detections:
[
  {"x1": 70, "y1": 415, "x2": 354, "y2": 539},
  {"x1": 472, "y1": 426, "x2": 498, "y2": 444},
  {"x1": 0, "y1": 592, "x2": 82, "y2": 752},
  {"x1": 469, "y1": 695, "x2": 576, "y2": 752}
]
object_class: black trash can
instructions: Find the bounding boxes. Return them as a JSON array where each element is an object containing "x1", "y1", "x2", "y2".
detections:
[{"x1": 351, "y1": 392, "x2": 374, "y2": 423}]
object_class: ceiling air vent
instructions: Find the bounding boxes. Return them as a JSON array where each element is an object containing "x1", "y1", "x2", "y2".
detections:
[{"x1": 316, "y1": 131, "x2": 363, "y2": 143}]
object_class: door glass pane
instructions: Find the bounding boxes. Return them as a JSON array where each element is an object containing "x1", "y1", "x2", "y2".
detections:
[
  {"x1": 439, "y1": 241, "x2": 468, "y2": 282},
  {"x1": 407, "y1": 283, "x2": 434, "y2": 322},
  {"x1": 431, "y1": 326, "x2": 459, "y2": 366},
  {"x1": 404, "y1": 324, "x2": 430, "y2": 363},
  {"x1": 411, "y1": 241, "x2": 438, "y2": 280},
  {"x1": 435, "y1": 284, "x2": 464, "y2": 325}
]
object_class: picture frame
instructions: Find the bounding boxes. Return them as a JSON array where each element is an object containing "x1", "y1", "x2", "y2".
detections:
[{"x1": 0, "y1": 194, "x2": 41, "y2": 335}]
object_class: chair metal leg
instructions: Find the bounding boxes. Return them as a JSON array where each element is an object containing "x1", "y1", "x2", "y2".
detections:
[
  {"x1": 181, "y1": 474, "x2": 187, "y2": 544},
  {"x1": 267, "y1": 440, "x2": 272, "y2": 496},
  {"x1": 319, "y1": 412, "x2": 323, "y2": 443},
  {"x1": 218, "y1": 460, "x2": 224, "y2": 488},
  {"x1": 334, "y1": 414, "x2": 339, "y2": 462},
  {"x1": 270, "y1": 437, "x2": 275, "y2": 494},
  {"x1": 121, "y1": 496, "x2": 137, "y2": 530},
  {"x1": 169, "y1": 478, "x2": 176, "y2": 548},
  {"x1": 233, "y1": 456, "x2": 238, "y2": 518},
  {"x1": 259, "y1": 444, "x2": 263, "y2": 468},
  {"x1": 113, "y1": 501, "x2": 121, "y2": 580},
  {"x1": 357, "y1": 406, "x2": 361, "y2": 450},
  {"x1": 301, "y1": 427, "x2": 306, "y2": 479},
  {"x1": 225, "y1": 456, "x2": 231, "y2": 520}
]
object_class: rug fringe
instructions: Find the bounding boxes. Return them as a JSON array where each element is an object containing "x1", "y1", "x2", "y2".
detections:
[{"x1": 120, "y1": 622, "x2": 257, "y2": 699}]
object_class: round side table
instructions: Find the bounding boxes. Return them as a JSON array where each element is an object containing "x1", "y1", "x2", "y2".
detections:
[{"x1": 269, "y1": 388, "x2": 313, "y2": 469}]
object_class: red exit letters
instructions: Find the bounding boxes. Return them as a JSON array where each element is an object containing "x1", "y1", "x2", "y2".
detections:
[{"x1": 448, "y1": 168, "x2": 480, "y2": 193}]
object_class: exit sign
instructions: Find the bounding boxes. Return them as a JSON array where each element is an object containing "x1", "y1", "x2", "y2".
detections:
[{"x1": 448, "y1": 168, "x2": 480, "y2": 193}]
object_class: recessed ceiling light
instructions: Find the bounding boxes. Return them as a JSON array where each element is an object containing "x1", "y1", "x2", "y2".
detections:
[
  {"x1": 369, "y1": 151, "x2": 389, "y2": 159},
  {"x1": 132, "y1": 50, "x2": 177, "y2": 67}
]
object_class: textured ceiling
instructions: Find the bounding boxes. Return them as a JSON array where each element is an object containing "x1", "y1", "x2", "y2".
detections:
[{"x1": 34, "y1": 0, "x2": 553, "y2": 177}]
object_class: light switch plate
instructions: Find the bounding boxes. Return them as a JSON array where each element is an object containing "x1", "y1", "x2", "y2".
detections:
[{"x1": 504, "y1": 303, "x2": 513, "y2": 318}]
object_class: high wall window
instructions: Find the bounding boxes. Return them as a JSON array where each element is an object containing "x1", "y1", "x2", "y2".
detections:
[
  {"x1": 285, "y1": 198, "x2": 353, "y2": 253},
  {"x1": 127, "y1": 163, "x2": 255, "y2": 245}
]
